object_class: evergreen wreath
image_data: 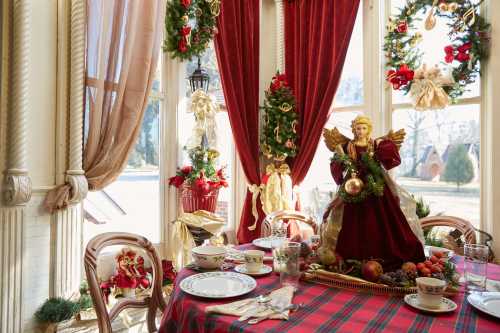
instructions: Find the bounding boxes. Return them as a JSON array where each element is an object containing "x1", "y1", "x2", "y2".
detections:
[
  {"x1": 164, "y1": 0, "x2": 219, "y2": 61},
  {"x1": 332, "y1": 153, "x2": 385, "y2": 204},
  {"x1": 261, "y1": 72, "x2": 299, "y2": 161},
  {"x1": 384, "y1": 0, "x2": 490, "y2": 101}
]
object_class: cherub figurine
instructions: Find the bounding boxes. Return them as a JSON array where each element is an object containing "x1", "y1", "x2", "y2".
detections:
[
  {"x1": 186, "y1": 89, "x2": 220, "y2": 150},
  {"x1": 319, "y1": 115, "x2": 425, "y2": 271}
]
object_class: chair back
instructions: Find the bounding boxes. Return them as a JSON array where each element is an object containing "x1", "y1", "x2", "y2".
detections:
[
  {"x1": 419, "y1": 215, "x2": 477, "y2": 245},
  {"x1": 84, "y1": 232, "x2": 166, "y2": 333},
  {"x1": 261, "y1": 210, "x2": 318, "y2": 238}
]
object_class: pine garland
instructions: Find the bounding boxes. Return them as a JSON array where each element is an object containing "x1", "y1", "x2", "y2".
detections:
[
  {"x1": 164, "y1": 0, "x2": 218, "y2": 61},
  {"x1": 261, "y1": 72, "x2": 298, "y2": 161},
  {"x1": 384, "y1": 0, "x2": 490, "y2": 101},
  {"x1": 332, "y1": 153, "x2": 385, "y2": 204}
]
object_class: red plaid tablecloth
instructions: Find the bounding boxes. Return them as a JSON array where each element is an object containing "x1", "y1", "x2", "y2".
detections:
[{"x1": 159, "y1": 245, "x2": 500, "y2": 333}]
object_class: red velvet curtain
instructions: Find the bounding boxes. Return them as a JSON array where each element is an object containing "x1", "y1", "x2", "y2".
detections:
[
  {"x1": 284, "y1": 0, "x2": 360, "y2": 187},
  {"x1": 214, "y1": 0, "x2": 264, "y2": 244}
]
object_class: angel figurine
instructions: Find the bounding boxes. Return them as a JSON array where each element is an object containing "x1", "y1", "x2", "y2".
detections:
[{"x1": 318, "y1": 115, "x2": 425, "y2": 271}]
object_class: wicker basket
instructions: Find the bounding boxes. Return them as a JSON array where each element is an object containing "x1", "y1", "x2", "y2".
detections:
[
  {"x1": 302, "y1": 269, "x2": 459, "y2": 297},
  {"x1": 181, "y1": 184, "x2": 219, "y2": 213}
]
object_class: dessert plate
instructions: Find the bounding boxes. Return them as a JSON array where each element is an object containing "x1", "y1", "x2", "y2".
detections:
[
  {"x1": 234, "y1": 264, "x2": 273, "y2": 276},
  {"x1": 467, "y1": 292, "x2": 500, "y2": 319},
  {"x1": 404, "y1": 294, "x2": 457, "y2": 313},
  {"x1": 252, "y1": 237, "x2": 285, "y2": 249},
  {"x1": 424, "y1": 245, "x2": 454, "y2": 260},
  {"x1": 180, "y1": 272, "x2": 256, "y2": 299}
]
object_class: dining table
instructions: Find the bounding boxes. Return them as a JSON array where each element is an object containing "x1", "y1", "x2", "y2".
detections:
[{"x1": 159, "y1": 244, "x2": 500, "y2": 333}]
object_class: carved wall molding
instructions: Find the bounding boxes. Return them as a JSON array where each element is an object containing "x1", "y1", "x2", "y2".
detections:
[
  {"x1": 66, "y1": 172, "x2": 88, "y2": 203},
  {"x1": 0, "y1": 208, "x2": 24, "y2": 333},
  {"x1": 274, "y1": 0, "x2": 285, "y2": 72},
  {"x1": 4, "y1": 0, "x2": 32, "y2": 206},
  {"x1": 52, "y1": 204, "x2": 83, "y2": 297},
  {"x1": 66, "y1": 0, "x2": 88, "y2": 202}
]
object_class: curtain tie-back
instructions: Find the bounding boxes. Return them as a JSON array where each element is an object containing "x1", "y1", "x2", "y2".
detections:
[{"x1": 247, "y1": 184, "x2": 263, "y2": 230}]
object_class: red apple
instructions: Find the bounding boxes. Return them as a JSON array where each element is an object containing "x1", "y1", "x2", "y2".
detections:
[
  {"x1": 361, "y1": 260, "x2": 383, "y2": 282},
  {"x1": 430, "y1": 255, "x2": 439, "y2": 264},
  {"x1": 417, "y1": 263, "x2": 425, "y2": 271},
  {"x1": 424, "y1": 260, "x2": 433, "y2": 268}
]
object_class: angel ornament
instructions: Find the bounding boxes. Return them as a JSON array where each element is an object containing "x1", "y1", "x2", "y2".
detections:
[
  {"x1": 318, "y1": 115, "x2": 425, "y2": 271},
  {"x1": 186, "y1": 89, "x2": 220, "y2": 150}
]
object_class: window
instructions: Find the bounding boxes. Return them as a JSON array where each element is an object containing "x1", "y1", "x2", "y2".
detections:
[
  {"x1": 83, "y1": 55, "x2": 163, "y2": 244},
  {"x1": 390, "y1": 0, "x2": 481, "y2": 227},
  {"x1": 178, "y1": 42, "x2": 235, "y2": 228},
  {"x1": 300, "y1": 4, "x2": 363, "y2": 222}
]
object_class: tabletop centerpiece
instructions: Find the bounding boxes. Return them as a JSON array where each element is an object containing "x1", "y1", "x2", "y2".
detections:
[{"x1": 303, "y1": 115, "x2": 459, "y2": 295}]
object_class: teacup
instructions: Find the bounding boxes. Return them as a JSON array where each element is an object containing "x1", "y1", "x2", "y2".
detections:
[
  {"x1": 191, "y1": 245, "x2": 227, "y2": 269},
  {"x1": 244, "y1": 250, "x2": 264, "y2": 273},
  {"x1": 416, "y1": 277, "x2": 447, "y2": 309}
]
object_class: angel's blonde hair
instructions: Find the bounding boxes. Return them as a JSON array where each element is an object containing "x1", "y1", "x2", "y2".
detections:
[{"x1": 351, "y1": 115, "x2": 373, "y2": 138}]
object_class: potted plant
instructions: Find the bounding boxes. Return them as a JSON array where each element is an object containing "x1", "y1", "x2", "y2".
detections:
[
  {"x1": 35, "y1": 297, "x2": 80, "y2": 333},
  {"x1": 169, "y1": 144, "x2": 228, "y2": 213}
]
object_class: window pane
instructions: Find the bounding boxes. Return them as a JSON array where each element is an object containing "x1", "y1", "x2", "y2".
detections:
[
  {"x1": 333, "y1": 5, "x2": 363, "y2": 107},
  {"x1": 392, "y1": 105, "x2": 480, "y2": 227},
  {"x1": 180, "y1": 44, "x2": 234, "y2": 227},
  {"x1": 390, "y1": 0, "x2": 480, "y2": 104},
  {"x1": 300, "y1": 111, "x2": 362, "y2": 222},
  {"x1": 84, "y1": 59, "x2": 162, "y2": 244}
]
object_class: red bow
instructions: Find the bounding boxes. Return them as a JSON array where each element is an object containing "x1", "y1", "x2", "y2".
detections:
[
  {"x1": 444, "y1": 42, "x2": 472, "y2": 63},
  {"x1": 386, "y1": 64, "x2": 414, "y2": 90}
]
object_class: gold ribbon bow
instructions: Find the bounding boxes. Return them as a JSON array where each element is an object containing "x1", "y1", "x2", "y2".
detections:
[{"x1": 247, "y1": 184, "x2": 264, "y2": 231}]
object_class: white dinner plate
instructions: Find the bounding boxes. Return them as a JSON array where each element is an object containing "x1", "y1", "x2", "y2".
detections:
[
  {"x1": 234, "y1": 264, "x2": 273, "y2": 276},
  {"x1": 424, "y1": 245, "x2": 454, "y2": 260},
  {"x1": 252, "y1": 237, "x2": 285, "y2": 249},
  {"x1": 404, "y1": 294, "x2": 457, "y2": 313},
  {"x1": 467, "y1": 292, "x2": 500, "y2": 319},
  {"x1": 180, "y1": 272, "x2": 257, "y2": 299}
]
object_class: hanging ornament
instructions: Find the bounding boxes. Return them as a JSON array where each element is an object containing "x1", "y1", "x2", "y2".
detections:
[
  {"x1": 274, "y1": 125, "x2": 282, "y2": 143},
  {"x1": 448, "y1": 3, "x2": 458, "y2": 12},
  {"x1": 424, "y1": 5, "x2": 436, "y2": 30},
  {"x1": 438, "y1": 3, "x2": 448, "y2": 12},
  {"x1": 344, "y1": 172, "x2": 364, "y2": 196},
  {"x1": 279, "y1": 102, "x2": 292, "y2": 113},
  {"x1": 291, "y1": 120, "x2": 297, "y2": 134},
  {"x1": 207, "y1": 0, "x2": 221, "y2": 16}
]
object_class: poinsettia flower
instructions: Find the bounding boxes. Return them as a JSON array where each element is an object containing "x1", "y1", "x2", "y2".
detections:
[
  {"x1": 398, "y1": 64, "x2": 414, "y2": 81},
  {"x1": 181, "y1": 0, "x2": 191, "y2": 9},
  {"x1": 445, "y1": 54, "x2": 455, "y2": 63},
  {"x1": 444, "y1": 45, "x2": 454, "y2": 55},
  {"x1": 180, "y1": 165, "x2": 193, "y2": 175},
  {"x1": 455, "y1": 52, "x2": 470, "y2": 62},
  {"x1": 168, "y1": 175, "x2": 185, "y2": 188},
  {"x1": 457, "y1": 42, "x2": 472, "y2": 53},
  {"x1": 178, "y1": 38, "x2": 188, "y2": 53},
  {"x1": 180, "y1": 25, "x2": 191, "y2": 36},
  {"x1": 397, "y1": 21, "x2": 408, "y2": 33}
]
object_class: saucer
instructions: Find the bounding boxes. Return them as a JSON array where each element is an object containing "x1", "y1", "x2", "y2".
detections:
[
  {"x1": 234, "y1": 264, "x2": 273, "y2": 276},
  {"x1": 404, "y1": 294, "x2": 457, "y2": 313}
]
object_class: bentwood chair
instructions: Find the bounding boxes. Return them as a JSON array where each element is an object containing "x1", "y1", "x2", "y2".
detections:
[
  {"x1": 84, "y1": 232, "x2": 167, "y2": 333},
  {"x1": 261, "y1": 210, "x2": 318, "y2": 239}
]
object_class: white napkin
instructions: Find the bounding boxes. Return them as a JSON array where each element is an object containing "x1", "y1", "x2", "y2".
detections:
[{"x1": 205, "y1": 286, "x2": 295, "y2": 321}]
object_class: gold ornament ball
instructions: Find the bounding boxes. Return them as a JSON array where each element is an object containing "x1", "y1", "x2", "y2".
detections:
[
  {"x1": 182, "y1": 15, "x2": 189, "y2": 24},
  {"x1": 438, "y1": 3, "x2": 449, "y2": 11},
  {"x1": 448, "y1": 3, "x2": 458, "y2": 12},
  {"x1": 345, "y1": 177, "x2": 364, "y2": 195}
]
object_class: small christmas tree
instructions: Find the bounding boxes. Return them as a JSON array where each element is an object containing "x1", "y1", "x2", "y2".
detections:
[
  {"x1": 443, "y1": 144, "x2": 474, "y2": 190},
  {"x1": 261, "y1": 72, "x2": 298, "y2": 161}
]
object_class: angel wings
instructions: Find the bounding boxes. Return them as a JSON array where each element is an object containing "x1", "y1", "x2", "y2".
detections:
[{"x1": 323, "y1": 127, "x2": 406, "y2": 153}]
